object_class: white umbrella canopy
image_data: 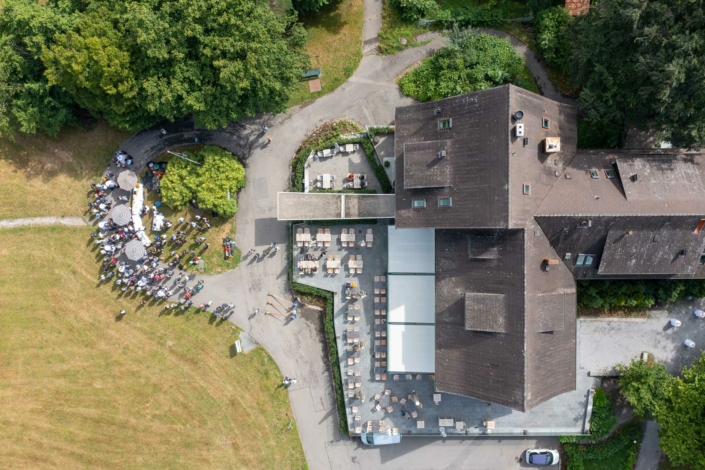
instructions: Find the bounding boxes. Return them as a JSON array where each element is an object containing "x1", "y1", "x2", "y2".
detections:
[
  {"x1": 124, "y1": 239, "x2": 147, "y2": 261},
  {"x1": 117, "y1": 170, "x2": 138, "y2": 191},
  {"x1": 109, "y1": 204, "x2": 132, "y2": 226}
]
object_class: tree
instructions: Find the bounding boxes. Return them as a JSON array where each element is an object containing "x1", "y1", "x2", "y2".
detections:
[
  {"x1": 390, "y1": 0, "x2": 438, "y2": 21},
  {"x1": 161, "y1": 146, "x2": 246, "y2": 218},
  {"x1": 0, "y1": 0, "x2": 76, "y2": 137},
  {"x1": 293, "y1": 0, "x2": 338, "y2": 14},
  {"x1": 570, "y1": 0, "x2": 705, "y2": 149},
  {"x1": 653, "y1": 354, "x2": 705, "y2": 468},
  {"x1": 617, "y1": 359, "x2": 669, "y2": 418},
  {"x1": 399, "y1": 28, "x2": 525, "y2": 101},
  {"x1": 534, "y1": 6, "x2": 573, "y2": 74},
  {"x1": 1, "y1": 0, "x2": 309, "y2": 137}
]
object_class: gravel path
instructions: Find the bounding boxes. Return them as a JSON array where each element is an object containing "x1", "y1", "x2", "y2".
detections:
[{"x1": 0, "y1": 216, "x2": 87, "y2": 229}]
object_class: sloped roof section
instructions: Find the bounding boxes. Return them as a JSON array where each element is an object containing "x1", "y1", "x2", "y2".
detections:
[
  {"x1": 404, "y1": 140, "x2": 453, "y2": 189},
  {"x1": 464, "y1": 293, "x2": 508, "y2": 333},
  {"x1": 598, "y1": 228, "x2": 705, "y2": 275},
  {"x1": 617, "y1": 157, "x2": 705, "y2": 202}
]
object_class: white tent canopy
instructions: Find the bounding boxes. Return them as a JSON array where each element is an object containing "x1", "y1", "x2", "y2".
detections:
[
  {"x1": 387, "y1": 226, "x2": 435, "y2": 273},
  {"x1": 388, "y1": 275, "x2": 435, "y2": 324},
  {"x1": 387, "y1": 324, "x2": 435, "y2": 373}
]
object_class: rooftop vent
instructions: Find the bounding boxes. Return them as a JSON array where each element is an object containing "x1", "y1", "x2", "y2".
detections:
[
  {"x1": 544, "y1": 137, "x2": 561, "y2": 153},
  {"x1": 438, "y1": 150, "x2": 446, "y2": 159},
  {"x1": 434, "y1": 108, "x2": 441, "y2": 116},
  {"x1": 515, "y1": 123, "x2": 525, "y2": 137},
  {"x1": 679, "y1": 249, "x2": 687, "y2": 257},
  {"x1": 565, "y1": 173, "x2": 572, "y2": 179},
  {"x1": 513, "y1": 111, "x2": 524, "y2": 121},
  {"x1": 631, "y1": 174, "x2": 638, "y2": 182},
  {"x1": 523, "y1": 137, "x2": 529, "y2": 147}
]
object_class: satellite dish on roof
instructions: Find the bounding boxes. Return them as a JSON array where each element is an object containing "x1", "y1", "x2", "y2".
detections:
[{"x1": 513, "y1": 111, "x2": 524, "y2": 120}]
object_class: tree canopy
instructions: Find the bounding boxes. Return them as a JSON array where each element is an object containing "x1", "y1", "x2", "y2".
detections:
[
  {"x1": 160, "y1": 146, "x2": 246, "y2": 218},
  {"x1": 534, "y1": 6, "x2": 573, "y2": 75},
  {"x1": 399, "y1": 27, "x2": 525, "y2": 101},
  {"x1": 617, "y1": 354, "x2": 705, "y2": 468},
  {"x1": 570, "y1": 0, "x2": 705, "y2": 148},
  {"x1": 0, "y1": 0, "x2": 308, "y2": 137}
]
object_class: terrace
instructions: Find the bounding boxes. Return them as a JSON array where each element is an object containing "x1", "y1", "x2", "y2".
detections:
[{"x1": 292, "y1": 222, "x2": 594, "y2": 438}]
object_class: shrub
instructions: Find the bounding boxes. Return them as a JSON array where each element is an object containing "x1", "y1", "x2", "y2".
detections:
[
  {"x1": 563, "y1": 423, "x2": 643, "y2": 470},
  {"x1": 590, "y1": 389, "x2": 617, "y2": 439},
  {"x1": 399, "y1": 29, "x2": 525, "y2": 101},
  {"x1": 390, "y1": 0, "x2": 437, "y2": 21},
  {"x1": 161, "y1": 146, "x2": 246, "y2": 218},
  {"x1": 534, "y1": 6, "x2": 573, "y2": 74},
  {"x1": 384, "y1": 160, "x2": 390, "y2": 168},
  {"x1": 577, "y1": 279, "x2": 705, "y2": 313}
]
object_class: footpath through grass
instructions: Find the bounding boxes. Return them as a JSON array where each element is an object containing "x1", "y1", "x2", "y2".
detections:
[
  {"x1": 0, "y1": 225, "x2": 306, "y2": 469},
  {"x1": 288, "y1": 0, "x2": 364, "y2": 106},
  {"x1": 0, "y1": 123, "x2": 130, "y2": 220}
]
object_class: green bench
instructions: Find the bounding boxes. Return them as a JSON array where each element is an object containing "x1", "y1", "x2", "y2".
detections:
[{"x1": 302, "y1": 69, "x2": 321, "y2": 81}]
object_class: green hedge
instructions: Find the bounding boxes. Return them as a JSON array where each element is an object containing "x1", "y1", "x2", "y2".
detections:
[
  {"x1": 578, "y1": 279, "x2": 705, "y2": 312},
  {"x1": 563, "y1": 423, "x2": 643, "y2": 470},
  {"x1": 534, "y1": 6, "x2": 573, "y2": 75},
  {"x1": 590, "y1": 389, "x2": 618, "y2": 439},
  {"x1": 290, "y1": 137, "x2": 393, "y2": 194},
  {"x1": 288, "y1": 222, "x2": 348, "y2": 435}
]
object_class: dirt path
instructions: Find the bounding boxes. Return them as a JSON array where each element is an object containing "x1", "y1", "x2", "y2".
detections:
[{"x1": 0, "y1": 216, "x2": 87, "y2": 229}]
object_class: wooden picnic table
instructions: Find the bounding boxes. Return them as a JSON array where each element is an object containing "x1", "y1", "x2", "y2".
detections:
[
  {"x1": 298, "y1": 260, "x2": 318, "y2": 269},
  {"x1": 348, "y1": 259, "x2": 363, "y2": 269},
  {"x1": 296, "y1": 233, "x2": 311, "y2": 242},
  {"x1": 327, "y1": 257, "x2": 341, "y2": 268},
  {"x1": 317, "y1": 233, "x2": 332, "y2": 242},
  {"x1": 340, "y1": 233, "x2": 356, "y2": 242}
]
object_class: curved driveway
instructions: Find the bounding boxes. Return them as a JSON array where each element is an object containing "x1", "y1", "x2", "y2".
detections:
[{"x1": 115, "y1": 28, "x2": 568, "y2": 470}]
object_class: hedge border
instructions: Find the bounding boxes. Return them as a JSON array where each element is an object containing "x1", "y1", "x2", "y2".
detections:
[{"x1": 288, "y1": 221, "x2": 348, "y2": 435}]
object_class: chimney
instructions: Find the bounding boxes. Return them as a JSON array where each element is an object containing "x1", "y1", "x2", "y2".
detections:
[
  {"x1": 631, "y1": 174, "x2": 638, "y2": 182},
  {"x1": 438, "y1": 150, "x2": 446, "y2": 160}
]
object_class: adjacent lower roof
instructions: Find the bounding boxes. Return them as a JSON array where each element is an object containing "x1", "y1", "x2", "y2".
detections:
[
  {"x1": 387, "y1": 324, "x2": 436, "y2": 373},
  {"x1": 388, "y1": 275, "x2": 436, "y2": 324},
  {"x1": 387, "y1": 225, "x2": 435, "y2": 273},
  {"x1": 277, "y1": 192, "x2": 395, "y2": 220}
]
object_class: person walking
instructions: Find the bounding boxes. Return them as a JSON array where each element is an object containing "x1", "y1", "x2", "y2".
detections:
[
  {"x1": 266, "y1": 136, "x2": 272, "y2": 144},
  {"x1": 254, "y1": 253, "x2": 260, "y2": 260}
]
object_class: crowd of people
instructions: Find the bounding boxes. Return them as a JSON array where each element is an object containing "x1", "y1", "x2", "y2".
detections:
[{"x1": 89, "y1": 166, "x2": 235, "y2": 319}]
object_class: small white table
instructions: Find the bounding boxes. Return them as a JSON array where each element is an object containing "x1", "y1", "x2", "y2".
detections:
[
  {"x1": 296, "y1": 233, "x2": 311, "y2": 242},
  {"x1": 322, "y1": 174, "x2": 331, "y2": 188},
  {"x1": 298, "y1": 260, "x2": 319, "y2": 269},
  {"x1": 438, "y1": 418, "x2": 454, "y2": 427},
  {"x1": 348, "y1": 260, "x2": 363, "y2": 269},
  {"x1": 317, "y1": 233, "x2": 332, "y2": 242},
  {"x1": 341, "y1": 233, "x2": 356, "y2": 242},
  {"x1": 327, "y1": 257, "x2": 341, "y2": 269}
]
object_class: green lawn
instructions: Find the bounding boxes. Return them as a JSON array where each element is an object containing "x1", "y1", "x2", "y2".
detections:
[
  {"x1": 378, "y1": 0, "x2": 435, "y2": 55},
  {"x1": 0, "y1": 225, "x2": 305, "y2": 469},
  {"x1": 287, "y1": 0, "x2": 364, "y2": 106}
]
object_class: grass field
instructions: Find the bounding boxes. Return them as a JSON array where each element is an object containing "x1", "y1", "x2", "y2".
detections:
[
  {"x1": 287, "y1": 0, "x2": 364, "y2": 106},
  {"x1": 0, "y1": 225, "x2": 306, "y2": 469},
  {"x1": 0, "y1": 123, "x2": 130, "y2": 220}
]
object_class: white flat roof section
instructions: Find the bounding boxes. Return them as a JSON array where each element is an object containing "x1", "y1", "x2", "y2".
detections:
[
  {"x1": 388, "y1": 275, "x2": 436, "y2": 324},
  {"x1": 387, "y1": 225, "x2": 435, "y2": 273},
  {"x1": 387, "y1": 324, "x2": 436, "y2": 373}
]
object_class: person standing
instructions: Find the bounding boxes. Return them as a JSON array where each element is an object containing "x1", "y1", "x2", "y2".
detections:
[{"x1": 119, "y1": 310, "x2": 127, "y2": 316}]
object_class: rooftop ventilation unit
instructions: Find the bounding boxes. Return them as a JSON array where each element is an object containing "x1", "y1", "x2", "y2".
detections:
[
  {"x1": 631, "y1": 174, "x2": 638, "y2": 182},
  {"x1": 513, "y1": 111, "x2": 524, "y2": 120},
  {"x1": 544, "y1": 137, "x2": 561, "y2": 153},
  {"x1": 438, "y1": 150, "x2": 446, "y2": 159},
  {"x1": 523, "y1": 137, "x2": 529, "y2": 146},
  {"x1": 515, "y1": 123, "x2": 525, "y2": 137},
  {"x1": 434, "y1": 108, "x2": 441, "y2": 116}
]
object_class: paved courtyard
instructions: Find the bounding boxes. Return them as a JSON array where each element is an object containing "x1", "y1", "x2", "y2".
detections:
[
  {"x1": 306, "y1": 147, "x2": 383, "y2": 193},
  {"x1": 294, "y1": 222, "x2": 594, "y2": 437},
  {"x1": 579, "y1": 300, "x2": 705, "y2": 375}
]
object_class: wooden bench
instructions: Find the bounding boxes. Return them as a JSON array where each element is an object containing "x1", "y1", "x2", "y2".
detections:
[{"x1": 302, "y1": 69, "x2": 322, "y2": 80}]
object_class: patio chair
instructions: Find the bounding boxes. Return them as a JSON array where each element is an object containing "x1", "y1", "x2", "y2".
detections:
[
  {"x1": 317, "y1": 228, "x2": 323, "y2": 235},
  {"x1": 381, "y1": 361, "x2": 387, "y2": 367},
  {"x1": 428, "y1": 374, "x2": 435, "y2": 381},
  {"x1": 380, "y1": 275, "x2": 386, "y2": 283},
  {"x1": 353, "y1": 356, "x2": 360, "y2": 364},
  {"x1": 355, "y1": 425, "x2": 362, "y2": 434},
  {"x1": 375, "y1": 309, "x2": 380, "y2": 316},
  {"x1": 347, "y1": 370, "x2": 354, "y2": 376},
  {"x1": 374, "y1": 288, "x2": 380, "y2": 295},
  {"x1": 347, "y1": 357, "x2": 354, "y2": 365},
  {"x1": 348, "y1": 313, "x2": 354, "y2": 322},
  {"x1": 393, "y1": 375, "x2": 399, "y2": 381},
  {"x1": 375, "y1": 340, "x2": 381, "y2": 346},
  {"x1": 375, "y1": 351, "x2": 381, "y2": 358},
  {"x1": 405, "y1": 375, "x2": 412, "y2": 381},
  {"x1": 382, "y1": 297, "x2": 387, "y2": 304},
  {"x1": 381, "y1": 340, "x2": 386, "y2": 346},
  {"x1": 380, "y1": 287, "x2": 386, "y2": 295},
  {"x1": 416, "y1": 374, "x2": 422, "y2": 380},
  {"x1": 375, "y1": 361, "x2": 381, "y2": 368},
  {"x1": 381, "y1": 309, "x2": 387, "y2": 316},
  {"x1": 325, "y1": 228, "x2": 331, "y2": 234},
  {"x1": 374, "y1": 296, "x2": 380, "y2": 304},
  {"x1": 348, "y1": 391, "x2": 356, "y2": 398},
  {"x1": 375, "y1": 373, "x2": 381, "y2": 380},
  {"x1": 381, "y1": 330, "x2": 386, "y2": 338},
  {"x1": 400, "y1": 398, "x2": 407, "y2": 405},
  {"x1": 375, "y1": 331, "x2": 381, "y2": 338},
  {"x1": 386, "y1": 406, "x2": 393, "y2": 413},
  {"x1": 354, "y1": 414, "x2": 361, "y2": 422},
  {"x1": 392, "y1": 428, "x2": 399, "y2": 436},
  {"x1": 355, "y1": 380, "x2": 361, "y2": 388},
  {"x1": 341, "y1": 228, "x2": 348, "y2": 234},
  {"x1": 355, "y1": 370, "x2": 361, "y2": 376},
  {"x1": 367, "y1": 228, "x2": 372, "y2": 234},
  {"x1": 375, "y1": 320, "x2": 380, "y2": 327},
  {"x1": 381, "y1": 352, "x2": 386, "y2": 359},
  {"x1": 384, "y1": 389, "x2": 391, "y2": 395},
  {"x1": 411, "y1": 411, "x2": 418, "y2": 419},
  {"x1": 353, "y1": 314, "x2": 360, "y2": 322},
  {"x1": 418, "y1": 403, "x2": 423, "y2": 409},
  {"x1": 391, "y1": 396, "x2": 398, "y2": 403},
  {"x1": 304, "y1": 227, "x2": 310, "y2": 234},
  {"x1": 356, "y1": 254, "x2": 362, "y2": 260},
  {"x1": 381, "y1": 373, "x2": 387, "y2": 380}
]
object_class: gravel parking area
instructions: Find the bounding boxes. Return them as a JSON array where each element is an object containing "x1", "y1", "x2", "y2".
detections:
[{"x1": 579, "y1": 300, "x2": 705, "y2": 374}]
